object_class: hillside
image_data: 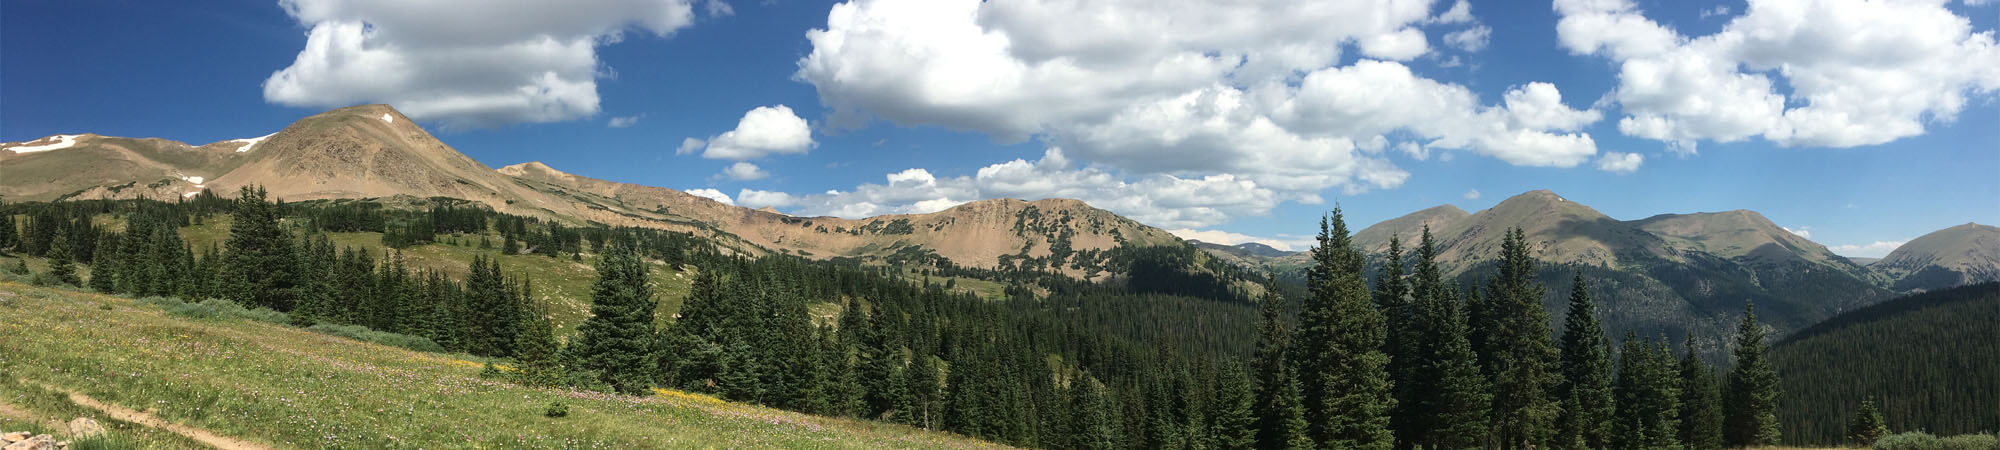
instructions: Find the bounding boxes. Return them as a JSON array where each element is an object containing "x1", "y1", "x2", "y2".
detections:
[
  {"x1": 0, "y1": 281, "x2": 1004, "y2": 449},
  {"x1": 0, "y1": 105, "x2": 1181, "y2": 275},
  {"x1": 1873, "y1": 223, "x2": 2000, "y2": 292},
  {"x1": 1770, "y1": 283, "x2": 2000, "y2": 445}
]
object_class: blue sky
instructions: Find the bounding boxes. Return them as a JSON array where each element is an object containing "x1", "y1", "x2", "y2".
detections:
[{"x1": 4, "y1": 0, "x2": 1996, "y2": 256}]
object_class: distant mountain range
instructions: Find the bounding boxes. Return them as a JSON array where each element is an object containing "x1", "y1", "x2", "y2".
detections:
[
  {"x1": 0, "y1": 105, "x2": 1181, "y2": 277},
  {"x1": 5, "y1": 104, "x2": 1994, "y2": 342},
  {"x1": 1195, "y1": 190, "x2": 1995, "y2": 344}
]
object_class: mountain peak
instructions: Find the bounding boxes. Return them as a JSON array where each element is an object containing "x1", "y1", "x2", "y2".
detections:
[{"x1": 497, "y1": 161, "x2": 566, "y2": 177}]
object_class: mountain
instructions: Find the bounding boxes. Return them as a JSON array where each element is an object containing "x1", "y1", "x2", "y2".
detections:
[
  {"x1": 0, "y1": 104, "x2": 1181, "y2": 275},
  {"x1": 1208, "y1": 190, "x2": 1897, "y2": 347},
  {"x1": 1872, "y1": 223, "x2": 2000, "y2": 291}
]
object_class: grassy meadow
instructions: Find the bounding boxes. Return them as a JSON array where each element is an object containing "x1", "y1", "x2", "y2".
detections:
[{"x1": 0, "y1": 280, "x2": 1004, "y2": 449}]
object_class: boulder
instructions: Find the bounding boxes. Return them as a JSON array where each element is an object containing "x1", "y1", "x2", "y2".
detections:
[{"x1": 65, "y1": 418, "x2": 103, "y2": 439}]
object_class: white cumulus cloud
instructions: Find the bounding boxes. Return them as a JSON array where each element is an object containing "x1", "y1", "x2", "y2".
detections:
[
  {"x1": 1556, "y1": 0, "x2": 2000, "y2": 151},
  {"x1": 719, "y1": 162, "x2": 768, "y2": 180},
  {"x1": 689, "y1": 105, "x2": 816, "y2": 160},
  {"x1": 685, "y1": 188, "x2": 733, "y2": 205},
  {"x1": 1166, "y1": 228, "x2": 1300, "y2": 251},
  {"x1": 608, "y1": 115, "x2": 642, "y2": 128},
  {"x1": 264, "y1": 0, "x2": 716, "y2": 127},
  {"x1": 1596, "y1": 152, "x2": 1644, "y2": 174},
  {"x1": 1783, "y1": 226, "x2": 1812, "y2": 239},
  {"x1": 1463, "y1": 189, "x2": 1481, "y2": 200},
  {"x1": 795, "y1": 0, "x2": 1603, "y2": 210},
  {"x1": 1828, "y1": 240, "x2": 1906, "y2": 258},
  {"x1": 1445, "y1": 25, "x2": 1492, "y2": 52}
]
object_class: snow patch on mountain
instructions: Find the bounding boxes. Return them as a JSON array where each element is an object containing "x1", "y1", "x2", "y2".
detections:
[
  {"x1": 4, "y1": 135, "x2": 82, "y2": 153},
  {"x1": 232, "y1": 133, "x2": 276, "y2": 153}
]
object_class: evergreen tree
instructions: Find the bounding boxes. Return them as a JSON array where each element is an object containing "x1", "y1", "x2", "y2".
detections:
[
  {"x1": 1844, "y1": 398, "x2": 1888, "y2": 447},
  {"x1": 1483, "y1": 228, "x2": 1561, "y2": 449},
  {"x1": 1376, "y1": 236, "x2": 1421, "y2": 449},
  {"x1": 1613, "y1": 333, "x2": 1682, "y2": 450},
  {"x1": 1407, "y1": 226, "x2": 1490, "y2": 450},
  {"x1": 1071, "y1": 374, "x2": 1122, "y2": 450},
  {"x1": 1556, "y1": 274, "x2": 1615, "y2": 450},
  {"x1": 567, "y1": 244, "x2": 658, "y2": 393},
  {"x1": 822, "y1": 324, "x2": 866, "y2": 418},
  {"x1": 88, "y1": 233, "x2": 117, "y2": 293},
  {"x1": 513, "y1": 302, "x2": 564, "y2": 386},
  {"x1": 0, "y1": 213, "x2": 17, "y2": 253},
  {"x1": 224, "y1": 186, "x2": 297, "y2": 310},
  {"x1": 1295, "y1": 210, "x2": 1394, "y2": 449},
  {"x1": 907, "y1": 353, "x2": 945, "y2": 429},
  {"x1": 1678, "y1": 336, "x2": 1725, "y2": 450},
  {"x1": 1251, "y1": 288, "x2": 1310, "y2": 450},
  {"x1": 1208, "y1": 362, "x2": 1258, "y2": 450},
  {"x1": 1724, "y1": 301, "x2": 1782, "y2": 447},
  {"x1": 46, "y1": 233, "x2": 79, "y2": 286}
]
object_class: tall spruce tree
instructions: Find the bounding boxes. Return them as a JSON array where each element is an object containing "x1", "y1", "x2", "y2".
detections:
[
  {"x1": 1408, "y1": 226, "x2": 1490, "y2": 450},
  {"x1": 1376, "y1": 236, "x2": 1420, "y2": 449},
  {"x1": 46, "y1": 233, "x2": 79, "y2": 286},
  {"x1": 1295, "y1": 210, "x2": 1395, "y2": 449},
  {"x1": 0, "y1": 212, "x2": 17, "y2": 253},
  {"x1": 1845, "y1": 398, "x2": 1888, "y2": 447},
  {"x1": 1613, "y1": 333, "x2": 1682, "y2": 450},
  {"x1": 1251, "y1": 288, "x2": 1310, "y2": 450},
  {"x1": 88, "y1": 233, "x2": 117, "y2": 293},
  {"x1": 1483, "y1": 228, "x2": 1560, "y2": 449},
  {"x1": 567, "y1": 244, "x2": 658, "y2": 393},
  {"x1": 1209, "y1": 361, "x2": 1258, "y2": 450},
  {"x1": 224, "y1": 186, "x2": 297, "y2": 310},
  {"x1": 1556, "y1": 274, "x2": 1616, "y2": 450},
  {"x1": 1678, "y1": 335, "x2": 1725, "y2": 450},
  {"x1": 1724, "y1": 301, "x2": 1782, "y2": 447}
]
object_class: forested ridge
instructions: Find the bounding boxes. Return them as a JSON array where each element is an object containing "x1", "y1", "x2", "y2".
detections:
[
  {"x1": 0, "y1": 188, "x2": 1974, "y2": 449},
  {"x1": 1771, "y1": 282, "x2": 2000, "y2": 445}
]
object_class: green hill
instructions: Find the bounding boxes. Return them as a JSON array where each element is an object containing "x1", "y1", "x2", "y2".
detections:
[
  {"x1": 0, "y1": 280, "x2": 1004, "y2": 449},
  {"x1": 1770, "y1": 282, "x2": 2000, "y2": 445}
]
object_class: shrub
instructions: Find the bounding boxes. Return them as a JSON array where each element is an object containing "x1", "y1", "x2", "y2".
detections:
[
  {"x1": 1876, "y1": 432, "x2": 2000, "y2": 450},
  {"x1": 305, "y1": 323, "x2": 446, "y2": 353},
  {"x1": 544, "y1": 401, "x2": 569, "y2": 418},
  {"x1": 141, "y1": 297, "x2": 289, "y2": 324}
]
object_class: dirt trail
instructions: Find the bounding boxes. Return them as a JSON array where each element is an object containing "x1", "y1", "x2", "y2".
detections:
[{"x1": 45, "y1": 386, "x2": 269, "y2": 450}]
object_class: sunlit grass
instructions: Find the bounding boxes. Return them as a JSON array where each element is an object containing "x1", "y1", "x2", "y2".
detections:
[{"x1": 0, "y1": 281, "x2": 1005, "y2": 449}]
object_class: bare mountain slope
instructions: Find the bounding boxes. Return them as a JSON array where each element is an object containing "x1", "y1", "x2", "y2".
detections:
[
  {"x1": 1875, "y1": 223, "x2": 2000, "y2": 291},
  {"x1": 2, "y1": 104, "x2": 1182, "y2": 274}
]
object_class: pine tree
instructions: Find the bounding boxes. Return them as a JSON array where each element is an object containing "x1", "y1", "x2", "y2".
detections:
[
  {"x1": 1845, "y1": 398, "x2": 1888, "y2": 447},
  {"x1": 1484, "y1": 228, "x2": 1560, "y2": 449},
  {"x1": 46, "y1": 233, "x2": 79, "y2": 286},
  {"x1": 908, "y1": 353, "x2": 945, "y2": 429},
  {"x1": 1556, "y1": 274, "x2": 1615, "y2": 450},
  {"x1": 1678, "y1": 335, "x2": 1725, "y2": 450},
  {"x1": 567, "y1": 244, "x2": 659, "y2": 394},
  {"x1": 1376, "y1": 236, "x2": 1421, "y2": 449},
  {"x1": 1071, "y1": 374, "x2": 1121, "y2": 450},
  {"x1": 0, "y1": 212, "x2": 17, "y2": 253},
  {"x1": 822, "y1": 324, "x2": 865, "y2": 418},
  {"x1": 1613, "y1": 333, "x2": 1682, "y2": 450},
  {"x1": 1408, "y1": 226, "x2": 1490, "y2": 450},
  {"x1": 1252, "y1": 288, "x2": 1310, "y2": 450},
  {"x1": 1209, "y1": 361, "x2": 1258, "y2": 450},
  {"x1": 1295, "y1": 209, "x2": 1394, "y2": 449},
  {"x1": 513, "y1": 301, "x2": 564, "y2": 386},
  {"x1": 224, "y1": 186, "x2": 297, "y2": 310},
  {"x1": 88, "y1": 232, "x2": 118, "y2": 293},
  {"x1": 1724, "y1": 301, "x2": 1782, "y2": 447}
]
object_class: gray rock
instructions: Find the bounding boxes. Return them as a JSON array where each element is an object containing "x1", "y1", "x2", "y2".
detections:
[{"x1": 65, "y1": 418, "x2": 104, "y2": 439}]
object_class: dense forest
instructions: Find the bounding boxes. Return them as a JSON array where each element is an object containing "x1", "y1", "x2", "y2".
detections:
[
  {"x1": 1771, "y1": 282, "x2": 2000, "y2": 445},
  {"x1": 0, "y1": 188, "x2": 1916, "y2": 449}
]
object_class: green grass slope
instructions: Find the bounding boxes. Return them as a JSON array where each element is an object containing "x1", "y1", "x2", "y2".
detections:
[
  {"x1": 174, "y1": 214, "x2": 695, "y2": 334},
  {"x1": 0, "y1": 281, "x2": 1004, "y2": 449}
]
